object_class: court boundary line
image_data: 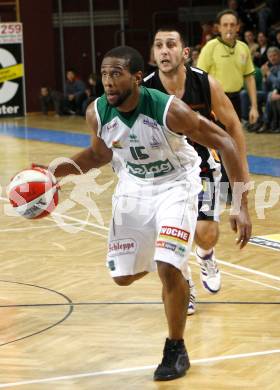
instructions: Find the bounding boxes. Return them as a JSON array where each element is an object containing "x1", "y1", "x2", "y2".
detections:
[
  {"x1": 208, "y1": 256, "x2": 280, "y2": 282},
  {"x1": 220, "y1": 269, "x2": 280, "y2": 291},
  {"x1": 0, "y1": 349, "x2": 279, "y2": 388},
  {"x1": 0, "y1": 300, "x2": 279, "y2": 308},
  {"x1": 188, "y1": 260, "x2": 280, "y2": 292},
  {"x1": 247, "y1": 241, "x2": 280, "y2": 252},
  {"x1": 0, "y1": 222, "x2": 81, "y2": 233}
]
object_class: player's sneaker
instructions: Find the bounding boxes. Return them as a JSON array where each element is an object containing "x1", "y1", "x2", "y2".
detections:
[
  {"x1": 187, "y1": 273, "x2": 196, "y2": 315},
  {"x1": 154, "y1": 338, "x2": 190, "y2": 381},
  {"x1": 196, "y1": 249, "x2": 221, "y2": 293},
  {"x1": 188, "y1": 288, "x2": 196, "y2": 315}
]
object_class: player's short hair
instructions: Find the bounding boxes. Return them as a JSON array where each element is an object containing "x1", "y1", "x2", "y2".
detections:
[
  {"x1": 217, "y1": 9, "x2": 239, "y2": 24},
  {"x1": 154, "y1": 27, "x2": 188, "y2": 47},
  {"x1": 103, "y1": 46, "x2": 144, "y2": 74}
]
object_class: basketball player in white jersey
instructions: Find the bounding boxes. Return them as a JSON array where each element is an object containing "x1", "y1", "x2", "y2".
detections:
[{"x1": 49, "y1": 46, "x2": 251, "y2": 381}]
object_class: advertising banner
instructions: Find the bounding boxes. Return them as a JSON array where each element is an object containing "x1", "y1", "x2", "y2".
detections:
[{"x1": 0, "y1": 23, "x2": 26, "y2": 117}]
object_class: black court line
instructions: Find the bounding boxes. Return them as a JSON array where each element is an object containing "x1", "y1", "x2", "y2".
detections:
[
  {"x1": 0, "y1": 301, "x2": 279, "y2": 308},
  {"x1": 0, "y1": 279, "x2": 74, "y2": 347}
]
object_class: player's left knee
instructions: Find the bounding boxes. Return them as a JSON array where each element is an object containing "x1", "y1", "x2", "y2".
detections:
[{"x1": 195, "y1": 221, "x2": 219, "y2": 248}]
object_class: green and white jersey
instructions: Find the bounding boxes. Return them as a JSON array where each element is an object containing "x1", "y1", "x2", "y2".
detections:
[{"x1": 94, "y1": 86, "x2": 201, "y2": 185}]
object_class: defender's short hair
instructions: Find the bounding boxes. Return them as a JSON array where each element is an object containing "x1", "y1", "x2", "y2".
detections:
[
  {"x1": 154, "y1": 27, "x2": 187, "y2": 47},
  {"x1": 103, "y1": 46, "x2": 144, "y2": 74}
]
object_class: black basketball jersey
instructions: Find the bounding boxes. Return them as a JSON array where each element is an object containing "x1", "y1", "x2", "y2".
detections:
[{"x1": 143, "y1": 65, "x2": 220, "y2": 171}]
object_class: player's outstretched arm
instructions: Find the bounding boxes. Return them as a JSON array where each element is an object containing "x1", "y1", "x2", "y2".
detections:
[
  {"x1": 208, "y1": 76, "x2": 252, "y2": 247},
  {"x1": 167, "y1": 97, "x2": 252, "y2": 248},
  {"x1": 208, "y1": 75, "x2": 250, "y2": 184},
  {"x1": 50, "y1": 102, "x2": 113, "y2": 178},
  {"x1": 167, "y1": 98, "x2": 244, "y2": 182}
]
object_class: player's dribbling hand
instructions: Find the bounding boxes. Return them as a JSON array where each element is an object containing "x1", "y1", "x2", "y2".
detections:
[
  {"x1": 31, "y1": 164, "x2": 61, "y2": 188},
  {"x1": 229, "y1": 205, "x2": 252, "y2": 249},
  {"x1": 31, "y1": 163, "x2": 48, "y2": 170}
]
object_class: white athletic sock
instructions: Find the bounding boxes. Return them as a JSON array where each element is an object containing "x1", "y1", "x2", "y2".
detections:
[{"x1": 196, "y1": 246, "x2": 213, "y2": 259}]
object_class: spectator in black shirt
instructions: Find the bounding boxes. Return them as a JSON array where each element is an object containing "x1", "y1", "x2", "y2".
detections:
[{"x1": 254, "y1": 31, "x2": 269, "y2": 67}]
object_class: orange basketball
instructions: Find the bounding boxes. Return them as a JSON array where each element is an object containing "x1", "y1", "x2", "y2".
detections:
[{"x1": 7, "y1": 167, "x2": 59, "y2": 219}]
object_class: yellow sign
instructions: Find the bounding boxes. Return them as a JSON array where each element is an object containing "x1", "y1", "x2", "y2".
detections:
[{"x1": 0, "y1": 63, "x2": 23, "y2": 83}]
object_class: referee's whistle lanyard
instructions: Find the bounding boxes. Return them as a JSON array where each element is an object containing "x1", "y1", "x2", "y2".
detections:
[{"x1": 218, "y1": 37, "x2": 237, "y2": 52}]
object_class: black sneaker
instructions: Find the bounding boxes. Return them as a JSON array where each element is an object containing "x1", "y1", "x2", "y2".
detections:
[
  {"x1": 256, "y1": 123, "x2": 269, "y2": 133},
  {"x1": 153, "y1": 338, "x2": 190, "y2": 381},
  {"x1": 247, "y1": 119, "x2": 263, "y2": 132}
]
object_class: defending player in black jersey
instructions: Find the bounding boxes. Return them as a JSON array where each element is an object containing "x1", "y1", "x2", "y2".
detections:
[{"x1": 143, "y1": 28, "x2": 251, "y2": 313}]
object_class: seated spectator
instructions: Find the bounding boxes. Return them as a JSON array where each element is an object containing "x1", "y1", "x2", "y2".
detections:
[
  {"x1": 253, "y1": 31, "x2": 269, "y2": 67},
  {"x1": 39, "y1": 86, "x2": 64, "y2": 116},
  {"x1": 258, "y1": 46, "x2": 280, "y2": 132},
  {"x1": 63, "y1": 69, "x2": 86, "y2": 115},
  {"x1": 270, "y1": 89, "x2": 280, "y2": 132},
  {"x1": 204, "y1": 33, "x2": 214, "y2": 44},
  {"x1": 200, "y1": 22, "x2": 213, "y2": 48},
  {"x1": 273, "y1": 29, "x2": 280, "y2": 49},
  {"x1": 211, "y1": 22, "x2": 220, "y2": 38},
  {"x1": 240, "y1": 66, "x2": 266, "y2": 131},
  {"x1": 82, "y1": 73, "x2": 104, "y2": 115},
  {"x1": 189, "y1": 47, "x2": 200, "y2": 67},
  {"x1": 244, "y1": 30, "x2": 259, "y2": 58}
]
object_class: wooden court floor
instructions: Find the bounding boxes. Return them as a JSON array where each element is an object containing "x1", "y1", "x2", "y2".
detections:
[{"x1": 0, "y1": 115, "x2": 279, "y2": 389}]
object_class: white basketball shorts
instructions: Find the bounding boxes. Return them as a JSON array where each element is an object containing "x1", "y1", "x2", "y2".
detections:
[{"x1": 106, "y1": 180, "x2": 199, "y2": 280}]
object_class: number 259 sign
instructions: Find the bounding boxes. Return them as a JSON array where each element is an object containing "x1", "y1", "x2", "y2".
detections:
[{"x1": 0, "y1": 23, "x2": 26, "y2": 117}]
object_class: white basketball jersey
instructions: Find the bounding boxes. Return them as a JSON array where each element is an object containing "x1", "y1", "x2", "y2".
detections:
[{"x1": 94, "y1": 86, "x2": 201, "y2": 186}]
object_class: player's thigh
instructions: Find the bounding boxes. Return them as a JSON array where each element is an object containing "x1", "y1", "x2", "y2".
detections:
[
  {"x1": 106, "y1": 195, "x2": 156, "y2": 277},
  {"x1": 154, "y1": 187, "x2": 198, "y2": 279}
]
